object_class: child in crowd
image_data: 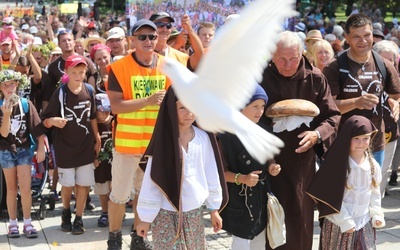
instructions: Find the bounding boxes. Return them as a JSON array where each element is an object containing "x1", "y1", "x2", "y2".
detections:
[
  {"x1": 32, "y1": 55, "x2": 100, "y2": 235},
  {"x1": 93, "y1": 93, "x2": 113, "y2": 227},
  {"x1": 0, "y1": 17, "x2": 18, "y2": 42},
  {"x1": 0, "y1": 70, "x2": 45, "y2": 238},
  {"x1": 308, "y1": 115, "x2": 385, "y2": 249},
  {"x1": 218, "y1": 85, "x2": 281, "y2": 249},
  {"x1": 136, "y1": 88, "x2": 228, "y2": 249}
]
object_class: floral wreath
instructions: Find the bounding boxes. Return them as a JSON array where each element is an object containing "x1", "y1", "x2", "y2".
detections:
[{"x1": 0, "y1": 70, "x2": 30, "y2": 90}]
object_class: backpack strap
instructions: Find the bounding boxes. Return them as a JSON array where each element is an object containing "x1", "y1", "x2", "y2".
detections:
[
  {"x1": 21, "y1": 98, "x2": 29, "y2": 114},
  {"x1": 371, "y1": 50, "x2": 387, "y2": 84},
  {"x1": 336, "y1": 49, "x2": 388, "y2": 87},
  {"x1": 336, "y1": 49, "x2": 349, "y2": 88},
  {"x1": 59, "y1": 84, "x2": 67, "y2": 119},
  {"x1": 59, "y1": 83, "x2": 95, "y2": 119}
]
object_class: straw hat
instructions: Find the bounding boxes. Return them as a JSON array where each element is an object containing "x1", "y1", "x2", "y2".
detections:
[
  {"x1": 82, "y1": 35, "x2": 106, "y2": 51},
  {"x1": 305, "y1": 30, "x2": 323, "y2": 42}
]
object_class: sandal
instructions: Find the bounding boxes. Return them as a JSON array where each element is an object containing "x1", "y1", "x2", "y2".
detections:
[
  {"x1": 23, "y1": 224, "x2": 38, "y2": 238},
  {"x1": 8, "y1": 225, "x2": 20, "y2": 238}
]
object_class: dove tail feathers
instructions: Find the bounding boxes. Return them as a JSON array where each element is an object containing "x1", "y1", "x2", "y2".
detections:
[{"x1": 235, "y1": 122, "x2": 284, "y2": 165}]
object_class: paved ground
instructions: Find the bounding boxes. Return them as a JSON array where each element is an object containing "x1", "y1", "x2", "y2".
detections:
[{"x1": 1, "y1": 177, "x2": 400, "y2": 250}]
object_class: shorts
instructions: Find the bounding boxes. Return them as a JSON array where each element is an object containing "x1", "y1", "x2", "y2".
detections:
[
  {"x1": 58, "y1": 163, "x2": 95, "y2": 187},
  {"x1": 0, "y1": 148, "x2": 34, "y2": 169},
  {"x1": 94, "y1": 181, "x2": 111, "y2": 195},
  {"x1": 109, "y1": 150, "x2": 143, "y2": 204}
]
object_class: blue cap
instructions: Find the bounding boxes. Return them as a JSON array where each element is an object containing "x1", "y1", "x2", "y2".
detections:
[
  {"x1": 131, "y1": 19, "x2": 157, "y2": 35},
  {"x1": 247, "y1": 84, "x2": 268, "y2": 106}
]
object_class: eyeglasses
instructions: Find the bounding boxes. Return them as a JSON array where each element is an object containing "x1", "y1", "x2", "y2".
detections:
[
  {"x1": 154, "y1": 22, "x2": 172, "y2": 29},
  {"x1": 133, "y1": 34, "x2": 158, "y2": 41}
]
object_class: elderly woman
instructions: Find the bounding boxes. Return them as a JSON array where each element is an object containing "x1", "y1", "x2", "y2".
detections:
[
  {"x1": 373, "y1": 40, "x2": 400, "y2": 194},
  {"x1": 311, "y1": 39, "x2": 335, "y2": 72},
  {"x1": 88, "y1": 44, "x2": 111, "y2": 94}
]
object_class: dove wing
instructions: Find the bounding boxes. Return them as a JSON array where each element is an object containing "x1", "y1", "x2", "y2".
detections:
[{"x1": 194, "y1": 0, "x2": 296, "y2": 110}]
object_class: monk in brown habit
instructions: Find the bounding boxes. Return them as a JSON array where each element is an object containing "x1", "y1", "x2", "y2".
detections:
[{"x1": 259, "y1": 31, "x2": 341, "y2": 250}]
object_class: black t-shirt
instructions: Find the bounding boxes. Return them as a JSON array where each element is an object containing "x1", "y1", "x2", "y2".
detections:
[{"x1": 38, "y1": 84, "x2": 97, "y2": 168}]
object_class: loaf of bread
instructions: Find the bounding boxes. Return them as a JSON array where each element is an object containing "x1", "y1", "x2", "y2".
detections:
[{"x1": 266, "y1": 99, "x2": 320, "y2": 118}]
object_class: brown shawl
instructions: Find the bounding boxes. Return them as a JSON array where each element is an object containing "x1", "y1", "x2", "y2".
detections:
[
  {"x1": 140, "y1": 87, "x2": 228, "y2": 212},
  {"x1": 307, "y1": 115, "x2": 377, "y2": 217}
]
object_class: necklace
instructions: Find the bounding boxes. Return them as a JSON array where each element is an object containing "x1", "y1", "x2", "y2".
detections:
[{"x1": 347, "y1": 50, "x2": 369, "y2": 71}]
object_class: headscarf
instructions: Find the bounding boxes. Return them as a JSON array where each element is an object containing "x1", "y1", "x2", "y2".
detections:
[
  {"x1": 140, "y1": 86, "x2": 228, "y2": 214},
  {"x1": 307, "y1": 115, "x2": 377, "y2": 217},
  {"x1": 90, "y1": 43, "x2": 111, "y2": 60}
]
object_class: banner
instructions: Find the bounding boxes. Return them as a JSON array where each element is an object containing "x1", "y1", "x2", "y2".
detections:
[
  {"x1": 60, "y1": 3, "x2": 89, "y2": 14},
  {"x1": 4, "y1": 6, "x2": 34, "y2": 18}
]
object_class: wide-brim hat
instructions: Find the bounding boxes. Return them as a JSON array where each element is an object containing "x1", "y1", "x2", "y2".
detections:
[
  {"x1": 305, "y1": 30, "x2": 323, "y2": 42},
  {"x1": 83, "y1": 35, "x2": 106, "y2": 51}
]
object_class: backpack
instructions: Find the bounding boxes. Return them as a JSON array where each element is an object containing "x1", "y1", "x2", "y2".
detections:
[
  {"x1": 58, "y1": 83, "x2": 94, "y2": 119},
  {"x1": 0, "y1": 97, "x2": 36, "y2": 152},
  {"x1": 336, "y1": 49, "x2": 387, "y2": 88}
]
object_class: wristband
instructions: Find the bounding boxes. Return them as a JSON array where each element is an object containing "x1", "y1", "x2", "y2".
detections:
[
  {"x1": 234, "y1": 173, "x2": 241, "y2": 185},
  {"x1": 315, "y1": 130, "x2": 322, "y2": 144}
]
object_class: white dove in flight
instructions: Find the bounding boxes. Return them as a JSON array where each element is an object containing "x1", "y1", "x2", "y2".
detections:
[{"x1": 162, "y1": 0, "x2": 296, "y2": 164}]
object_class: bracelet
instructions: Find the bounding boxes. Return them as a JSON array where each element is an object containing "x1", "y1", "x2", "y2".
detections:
[{"x1": 234, "y1": 173, "x2": 241, "y2": 185}]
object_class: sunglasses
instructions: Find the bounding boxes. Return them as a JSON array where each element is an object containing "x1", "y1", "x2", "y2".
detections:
[
  {"x1": 134, "y1": 34, "x2": 158, "y2": 41},
  {"x1": 154, "y1": 22, "x2": 172, "y2": 29},
  {"x1": 58, "y1": 29, "x2": 72, "y2": 35}
]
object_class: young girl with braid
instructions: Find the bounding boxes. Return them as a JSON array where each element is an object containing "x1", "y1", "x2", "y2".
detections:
[{"x1": 307, "y1": 115, "x2": 385, "y2": 249}]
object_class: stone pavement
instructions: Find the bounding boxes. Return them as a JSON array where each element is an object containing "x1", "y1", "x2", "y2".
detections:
[{"x1": 0, "y1": 180, "x2": 400, "y2": 249}]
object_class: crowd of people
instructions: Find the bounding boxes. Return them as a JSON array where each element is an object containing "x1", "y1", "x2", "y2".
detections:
[{"x1": 0, "y1": 1, "x2": 400, "y2": 250}]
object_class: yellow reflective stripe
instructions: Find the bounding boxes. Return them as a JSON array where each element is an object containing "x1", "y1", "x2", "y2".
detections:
[
  {"x1": 119, "y1": 109, "x2": 159, "y2": 119},
  {"x1": 115, "y1": 138, "x2": 150, "y2": 148},
  {"x1": 116, "y1": 124, "x2": 155, "y2": 134}
]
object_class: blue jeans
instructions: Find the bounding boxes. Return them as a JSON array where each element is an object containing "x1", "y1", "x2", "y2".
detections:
[
  {"x1": 373, "y1": 150, "x2": 384, "y2": 168},
  {"x1": 0, "y1": 148, "x2": 33, "y2": 169}
]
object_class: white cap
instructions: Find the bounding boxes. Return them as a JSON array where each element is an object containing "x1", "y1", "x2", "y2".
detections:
[
  {"x1": 29, "y1": 26, "x2": 38, "y2": 34},
  {"x1": 21, "y1": 24, "x2": 29, "y2": 30},
  {"x1": 33, "y1": 37, "x2": 42, "y2": 45},
  {"x1": 107, "y1": 27, "x2": 125, "y2": 41}
]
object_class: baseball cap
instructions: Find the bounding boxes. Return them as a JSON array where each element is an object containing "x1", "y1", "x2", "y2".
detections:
[
  {"x1": 21, "y1": 24, "x2": 29, "y2": 30},
  {"x1": 1, "y1": 37, "x2": 12, "y2": 45},
  {"x1": 107, "y1": 27, "x2": 125, "y2": 41},
  {"x1": 65, "y1": 55, "x2": 88, "y2": 70},
  {"x1": 87, "y1": 22, "x2": 96, "y2": 29},
  {"x1": 131, "y1": 19, "x2": 157, "y2": 35},
  {"x1": 149, "y1": 12, "x2": 174, "y2": 23},
  {"x1": 33, "y1": 37, "x2": 42, "y2": 45},
  {"x1": 29, "y1": 26, "x2": 38, "y2": 34},
  {"x1": 95, "y1": 93, "x2": 111, "y2": 112}
]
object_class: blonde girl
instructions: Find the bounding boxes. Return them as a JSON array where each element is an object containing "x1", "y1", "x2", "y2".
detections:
[{"x1": 0, "y1": 70, "x2": 45, "y2": 238}]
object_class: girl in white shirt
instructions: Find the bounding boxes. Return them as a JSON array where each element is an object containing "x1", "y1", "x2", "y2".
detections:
[
  {"x1": 136, "y1": 88, "x2": 227, "y2": 250},
  {"x1": 307, "y1": 115, "x2": 385, "y2": 250}
]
